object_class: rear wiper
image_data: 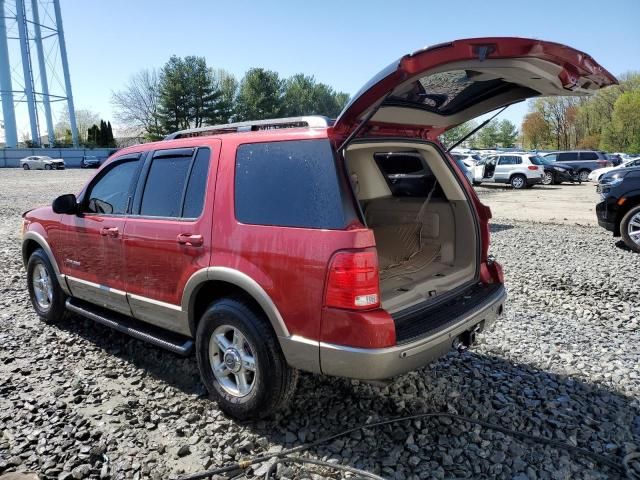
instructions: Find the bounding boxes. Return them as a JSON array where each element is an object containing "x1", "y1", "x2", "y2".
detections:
[{"x1": 446, "y1": 106, "x2": 508, "y2": 153}]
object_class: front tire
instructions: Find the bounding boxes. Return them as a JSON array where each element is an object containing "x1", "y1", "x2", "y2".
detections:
[
  {"x1": 620, "y1": 206, "x2": 640, "y2": 253},
  {"x1": 195, "y1": 298, "x2": 298, "y2": 420},
  {"x1": 44, "y1": 164, "x2": 52, "y2": 170},
  {"x1": 26, "y1": 248, "x2": 68, "y2": 322},
  {"x1": 510, "y1": 174, "x2": 527, "y2": 189},
  {"x1": 22, "y1": 164, "x2": 29, "y2": 170},
  {"x1": 578, "y1": 169, "x2": 590, "y2": 182},
  {"x1": 542, "y1": 171, "x2": 553, "y2": 185}
]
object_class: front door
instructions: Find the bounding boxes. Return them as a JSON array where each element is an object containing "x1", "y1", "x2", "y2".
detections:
[
  {"x1": 58, "y1": 155, "x2": 142, "y2": 315},
  {"x1": 123, "y1": 144, "x2": 218, "y2": 334}
]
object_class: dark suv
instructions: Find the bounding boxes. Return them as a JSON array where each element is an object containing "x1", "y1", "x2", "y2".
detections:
[
  {"x1": 596, "y1": 166, "x2": 640, "y2": 252},
  {"x1": 549, "y1": 151, "x2": 612, "y2": 182},
  {"x1": 20, "y1": 37, "x2": 615, "y2": 419}
]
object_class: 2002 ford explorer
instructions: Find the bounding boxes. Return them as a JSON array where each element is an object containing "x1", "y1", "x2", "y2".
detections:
[{"x1": 21, "y1": 37, "x2": 616, "y2": 419}]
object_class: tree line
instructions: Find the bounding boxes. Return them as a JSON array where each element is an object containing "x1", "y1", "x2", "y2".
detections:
[
  {"x1": 440, "y1": 118, "x2": 519, "y2": 149},
  {"x1": 521, "y1": 72, "x2": 640, "y2": 152},
  {"x1": 112, "y1": 55, "x2": 350, "y2": 140}
]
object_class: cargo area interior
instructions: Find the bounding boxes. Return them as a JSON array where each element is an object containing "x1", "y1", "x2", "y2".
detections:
[{"x1": 345, "y1": 141, "x2": 478, "y2": 314}]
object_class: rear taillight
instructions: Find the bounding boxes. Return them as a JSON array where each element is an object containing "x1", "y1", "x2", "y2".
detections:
[
  {"x1": 527, "y1": 165, "x2": 538, "y2": 170},
  {"x1": 325, "y1": 249, "x2": 380, "y2": 310},
  {"x1": 597, "y1": 160, "x2": 609, "y2": 167}
]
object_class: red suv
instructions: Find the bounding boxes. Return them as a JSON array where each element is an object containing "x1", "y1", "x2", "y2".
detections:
[{"x1": 21, "y1": 38, "x2": 615, "y2": 419}]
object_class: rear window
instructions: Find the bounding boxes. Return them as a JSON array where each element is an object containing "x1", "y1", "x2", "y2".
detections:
[
  {"x1": 557, "y1": 152, "x2": 578, "y2": 162},
  {"x1": 580, "y1": 152, "x2": 598, "y2": 160},
  {"x1": 139, "y1": 148, "x2": 210, "y2": 218},
  {"x1": 374, "y1": 152, "x2": 438, "y2": 198},
  {"x1": 235, "y1": 139, "x2": 348, "y2": 229}
]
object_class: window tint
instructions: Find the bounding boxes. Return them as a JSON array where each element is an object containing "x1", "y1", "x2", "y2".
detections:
[
  {"x1": 182, "y1": 148, "x2": 211, "y2": 218},
  {"x1": 580, "y1": 151, "x2": 598, "y2": 160},
  {"x1": 557, "y1": 152, "x2": 577, "y2": 162},
  {"x1": 86, "y1": 160, "x2": 139, "y2": 214},
  {"x1": 498, "y1": 156, "x2": 520, "y2": 165},
  {"x1": 235, "y1": 139, "x2": 347, "y2": 229},
  {"x1": 375, "y1": 152, "x2": 437, "y2": 197},
  {"x1": 140, "y1": 155, "x2": 192, "y2": 217}
]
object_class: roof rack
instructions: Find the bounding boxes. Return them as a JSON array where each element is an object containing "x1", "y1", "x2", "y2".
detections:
[{"x1": 164, "y1": 116, "x2": 333, "y2": 140}]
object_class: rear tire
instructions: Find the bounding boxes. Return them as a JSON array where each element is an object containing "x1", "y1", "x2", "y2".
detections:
[
  {"x1": 195, "y1": 298, "x2": 298, "y2": 420},
  {"x1": 26, "y1": 248, "x2": 68, "y2": 323},
  {"x1": 510, "y1": 174, "x2": 527, "y2": 189},
  {"x1": 578, "y1": 169, "x2": 590, "y2": 182},
  {"x1": 620, "y1": 205, "x2": 640, "y2": 253},
  {"x1": 22, "y1": 164, "x2": 29, "y2": 170},
  {"x1": 472, "y1": 181, "x2": 481, "y2": 186}
]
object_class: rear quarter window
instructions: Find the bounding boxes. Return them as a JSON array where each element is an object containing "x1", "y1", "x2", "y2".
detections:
[
  {"x1": 235, "y1": 139, "x2": 349, "y2": 229},
  {"x1": 557, "y1": 152, "x2": 578, "y2": 162},
  {"x1": 580, "y1": 152, "x2": 598, "y2": 160}
]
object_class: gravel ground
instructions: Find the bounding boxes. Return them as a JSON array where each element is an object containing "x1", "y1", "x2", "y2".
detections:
[{"x1": 0, "y1": 169, "x2": 639, "y2": 480}]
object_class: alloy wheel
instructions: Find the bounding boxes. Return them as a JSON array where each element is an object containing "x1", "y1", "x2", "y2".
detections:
[
  {"x1": 627, "y1": 212, "x2": 640, "y2": 247},
  {"x1": 209, "y1": 325, "x2": 257, "y2": 397},
  {"x1": 579, "y1": 170, "x2": 589, "y2": 182},
  {"x1": 542, "y1": 172, "x2": 553, "y2": 185},
  {"x1": 32, "y1": 262, "x2": 53, "y2": 310},
  {"x1": 512, "y1": 176, "x2": 525, "y2": 189}
]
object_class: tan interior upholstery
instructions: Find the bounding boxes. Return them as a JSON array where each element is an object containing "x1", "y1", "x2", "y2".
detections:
[{"x1": 345, "y1": 141, "x2": 478, "y2": 313}]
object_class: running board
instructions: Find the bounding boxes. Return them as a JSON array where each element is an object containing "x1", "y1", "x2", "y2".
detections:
[{"x1": 65, "y1": 298, "x2": 194, "y2": 356}]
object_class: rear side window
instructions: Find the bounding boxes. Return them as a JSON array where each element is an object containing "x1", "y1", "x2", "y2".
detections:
[
  {"x1": 580, "y1": 152, "x2": 598, "y2": 160},
  {"x1": 498, "y1": 156, "x2": 521, "y2": 165},
  {"x1": 557, "y1": 152, "x2": 577, "y2": 162},
  {"x1": 235, "y1": 139, "x2": 347, "y2": 229},
  {"x1": 85, "y1": 159, "x2": 140, "y2": 215},
  {"x1": 375, "y1": 152, "x2": 438, "y2": 198},
  {"x1": 140, "y1": 148, "x2": 210, "y2": 218}
]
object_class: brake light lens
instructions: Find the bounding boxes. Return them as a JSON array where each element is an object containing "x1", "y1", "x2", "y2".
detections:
[
  {"x1": 597, "y1": 160, "x2": 610, "y2": 167},
  {"x1": 325, "y1": 250, "x2": 380, "y2": 310},
  {"x1": 527, "y1": 165, "x2": 538, "y2": 170}
]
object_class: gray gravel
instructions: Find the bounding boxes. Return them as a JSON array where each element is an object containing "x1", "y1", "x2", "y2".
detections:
[{"x1": 0, "y1": 169, "x2": 638, "y2": 479}]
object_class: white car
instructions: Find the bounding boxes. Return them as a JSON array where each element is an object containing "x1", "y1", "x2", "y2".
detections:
[
  {"x1": 20, "y1": 155, "x2": 65, "y2": 170},
  {"x1": 472, "y1": 153, "x2": 545, "y2": 189},
  {"x1": 588, "y1": 158, "x2": 640, "y2": 183},
  {"x1": 451, "y1": 152, "x2": 482, "y2": 168}
]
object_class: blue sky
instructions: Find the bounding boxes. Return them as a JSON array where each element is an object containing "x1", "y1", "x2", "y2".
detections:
[{"x1": 12, "y1": 0, "x2": 640, "y2": 135}]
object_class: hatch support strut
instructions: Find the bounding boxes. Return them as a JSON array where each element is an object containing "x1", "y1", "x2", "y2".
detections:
[{"x1": 446, "y1": 106, "x2": 508, "y2": 152}]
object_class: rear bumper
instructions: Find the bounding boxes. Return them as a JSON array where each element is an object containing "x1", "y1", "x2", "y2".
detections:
[
  {"x1": 318, "y1": 284, "x2": 506, "y2": 380},
  {"x1": 527, "y1": 177, "x2": 542, "y2": 185}
]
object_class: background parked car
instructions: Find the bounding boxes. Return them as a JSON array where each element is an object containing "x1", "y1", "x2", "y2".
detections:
[
  {"x1": 19, "y1": 155, "x2": 65, "y2": 170},
  {"x1": 544, "y1": 151, "x2": 611, "y2": 182},
  {"x1": 453, "y1": 157, "x2": 474, "y2": 184},
  {"x1": 537, "y1": 157, "x2": 580, "y2": 185},
  {"x1": 451, "y1": 152, "x2": 482, "y2": 169},
  {"x1": 80, "y1": 155, "x2": 101, "y2": 168},
  {"x1": 472, "y1": 153, "x2": 544, "y2": 189},
  {"x1": 606, "y1": 153, "x2": 623, "y2": 166},
  {"x1": 596, "y1": 166, "x2": 640, "y2": 252},
  {"x1": 588, "y1": 158, "x2": 640, "y2": 182}
]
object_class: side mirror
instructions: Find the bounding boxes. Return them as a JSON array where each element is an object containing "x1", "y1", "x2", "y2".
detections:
[{"x1": 52, "y1": 194, "x2": 78, "y2": 214}]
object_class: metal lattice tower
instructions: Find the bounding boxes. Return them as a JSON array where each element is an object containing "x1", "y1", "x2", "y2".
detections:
[{"x1": 0, "y1": 0, "x2": 78, "y2": 147}]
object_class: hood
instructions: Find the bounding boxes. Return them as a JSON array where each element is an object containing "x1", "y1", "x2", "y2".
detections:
[{"x1": 333, "y1": 37, "x2": 617, "y2": 142}]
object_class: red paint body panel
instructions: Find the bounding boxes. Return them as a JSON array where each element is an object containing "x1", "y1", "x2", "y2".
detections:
[{"x1": 24, "y1": 37, "x2": 616, "y2": 349}]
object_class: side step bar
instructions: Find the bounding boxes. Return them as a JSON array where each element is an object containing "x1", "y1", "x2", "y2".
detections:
[{"x1": 65, "y1": 298, "x2": 194, "y2": 356}]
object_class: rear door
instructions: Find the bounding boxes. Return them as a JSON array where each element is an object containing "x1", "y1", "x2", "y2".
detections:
[
  {"x1": 494, "y1": 156, "x2": 518, "y2": 182},
  {"x1": 122, "y1": 143, "x2": 219, "y2": 334},
  {"x1": 332, "y1": 37, "x2": 617, "y2": 142}
]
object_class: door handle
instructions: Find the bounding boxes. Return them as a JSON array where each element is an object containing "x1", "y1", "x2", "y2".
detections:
[
  {"x1": 100, "y1": 226, "x2": 119, "y2": 238},
  {"x1": 177, "y1": 233, "x2": 203, "y2": 247}
]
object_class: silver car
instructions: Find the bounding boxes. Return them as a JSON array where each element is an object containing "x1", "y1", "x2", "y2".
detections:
[
  {"x1": 472, "y1": 153, "x2": 545, "y2": 189},
  {"x1": 20, "y1": 155, "x2": 65, "y2": 170}
]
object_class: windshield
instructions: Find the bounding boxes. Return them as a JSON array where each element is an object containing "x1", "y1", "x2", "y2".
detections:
[{"x1": 529, "y1": 155, "x2": 547, "y2": 165}]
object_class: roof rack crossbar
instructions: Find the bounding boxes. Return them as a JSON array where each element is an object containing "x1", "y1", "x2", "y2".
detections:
[{"x1": 164, "y1": 116, "x2": 333, "y2": 140}]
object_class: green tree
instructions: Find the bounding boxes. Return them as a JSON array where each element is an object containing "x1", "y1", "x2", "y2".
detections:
[
  {"x1": 157, "y1": 55, "x2": 223, "y2": 133},
  {"x1": 281, "y1": 74, "x2": 349, "y2": 118},
  {"x1": 211, "y1": 69, "x2": 238, "y2": 124},
  {"x1": 87, "y1": 124, "x2": 100, "y2": 146},
  {"x1": 496, "y1": 119, "x2": 518, "y2": 147},
  {"x1": 235, "y1": 68, "x2": 284, "y2": 121},
  {"x1": 601, "y1": 90, "x2": 640, "y2": 152},
  {"x1": 476, "y1": 121, "x2": 499, "y2": 148},
  {"x1": 439, "y1": 120, "x2": 477, "y2": 149}
]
